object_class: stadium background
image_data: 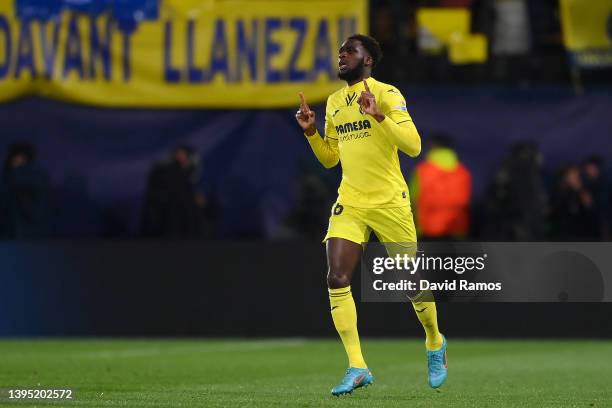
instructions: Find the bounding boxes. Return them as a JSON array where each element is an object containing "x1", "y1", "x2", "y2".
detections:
[{"x1": 0, "y1": 0, "x2": 611, "y2": 340}]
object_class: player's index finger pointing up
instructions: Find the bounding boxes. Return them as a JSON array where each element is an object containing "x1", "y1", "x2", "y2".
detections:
[
  {"x1": 363, "y1": 79, "x2": 371, "y2": 93},
  {"x1": 298, "y1": 92, "x2": 309, "y2": 112}
]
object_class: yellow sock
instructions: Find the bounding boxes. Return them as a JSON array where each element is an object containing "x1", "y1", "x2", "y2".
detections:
[
  {"x1": 329, "y1": 286, "x2": 367, "y2": 368},
  {"x1": 411, "y1": 291, "x2": 443, "y2": 351}
]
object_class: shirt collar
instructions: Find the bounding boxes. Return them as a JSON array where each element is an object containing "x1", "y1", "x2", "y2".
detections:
[{"x1": 345, "y1": 76, "x2": 375, "y2": 92}]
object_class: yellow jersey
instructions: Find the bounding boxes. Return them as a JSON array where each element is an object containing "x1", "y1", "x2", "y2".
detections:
[{"x1": 306, "y1": 77, "x2": 421, "y2": 208}]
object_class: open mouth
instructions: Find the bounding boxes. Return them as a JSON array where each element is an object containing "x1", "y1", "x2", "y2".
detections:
[{"x1": 339, "y1": 62, "x2": 348, "y2": 71}]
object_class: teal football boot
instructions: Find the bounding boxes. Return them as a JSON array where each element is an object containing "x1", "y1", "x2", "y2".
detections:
[
  {"x1": 331, "y1": 367, "x2": 374, "y2": 396},
  {"x1": 427, "y1": 335, "x2": 448, "y2": 388}
]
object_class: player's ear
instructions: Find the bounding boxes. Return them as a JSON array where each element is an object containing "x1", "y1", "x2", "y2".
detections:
[{"x1": 364, "y1": 54, "x2": 373, "y2": 68}]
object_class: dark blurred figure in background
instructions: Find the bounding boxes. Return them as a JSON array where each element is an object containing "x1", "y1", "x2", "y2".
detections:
[
  {"x1": 0, "y1": 141, "x2": 51, "y2": 239},
  {"x1": 141, "y1": 146, "x2": 210, "y2": 239},
  {"x1": 581, "y1": 156, "x2": 610, "y2": 239},
  {"x1": 483, "y1": 142, "x2": 548, "y2": 240},
  {"x1": 278, "y1": 173, "x2": 332, "y2": 240},
  {"x1": 370, "y1": 1, "x2": 399, "y2": 81},
  {"x1": 551, "y1": 165, "x2": 598, "y2": 240},
  {"x1": 276, "y1": 153, "x2": 339, "y2": 240},
  {"x1": 527, "y1": 0, "x2": 563, "y2": 53},
  {"x1": 373, "y1": 0, "x2": 567, "y2": 84},
  {"x1": 410, "y1": 133, "x2": 471, "y2": 240}
]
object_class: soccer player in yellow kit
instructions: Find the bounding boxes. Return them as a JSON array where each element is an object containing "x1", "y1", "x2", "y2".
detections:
[{"x1": 295, "y1": 34, "x2": 448, "y2": 396}]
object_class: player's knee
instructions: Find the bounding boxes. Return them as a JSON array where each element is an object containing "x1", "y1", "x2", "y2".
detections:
[{"x1": 327, "y1": 269, "x2": 350, "y2": 289}]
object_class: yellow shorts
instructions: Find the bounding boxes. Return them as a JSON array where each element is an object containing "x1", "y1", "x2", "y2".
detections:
[{"x1": 324, "y1": 202, "x2": 417, "y2": 246}]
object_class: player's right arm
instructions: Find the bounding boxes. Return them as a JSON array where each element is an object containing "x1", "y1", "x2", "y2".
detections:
[{"x1": 295, "y1": 93, "x2": 339, "y2": 169}]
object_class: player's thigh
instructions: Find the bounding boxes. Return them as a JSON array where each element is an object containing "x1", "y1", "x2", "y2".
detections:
[
  {"x1": 324, "y1": 203, "x2": 372, "y2": 246},
  {"x1": 367, "y1": 206, "x2": 417, "y2": 257}
]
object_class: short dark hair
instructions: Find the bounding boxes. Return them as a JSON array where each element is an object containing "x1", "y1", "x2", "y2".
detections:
[
  {"x1": 175, "y1": 145, "x2": 195, "y2": 156},
  {"x1": 7, "y1": 141, "x2": 36, "y2": 162},
  {"x1": 429, "y1": 132, "x2": 454, "y2": 149},
  {"x1": 347, "y1": 34, "x2": 383, "y2": 68},
  {"x1": 583, "y1": 155, "x2": 603, "y2": 168}
]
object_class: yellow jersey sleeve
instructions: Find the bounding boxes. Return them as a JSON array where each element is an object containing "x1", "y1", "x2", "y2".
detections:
[
  {"x1": 380, "y1": 87, "x2": 413, "y2": 125},
  {"x1": 305, "y1": 99, "x2": 340, "y2": 168},
  {"x1": 324, "y1": 105, "x2": 340, "y2": 148},
  {"x1": 378, "y1": 87, "x2": 421, "y2": 157}
]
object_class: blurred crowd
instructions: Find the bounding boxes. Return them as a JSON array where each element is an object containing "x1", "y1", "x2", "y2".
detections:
[
  {"x1": 0, "y1": 142, "x2": 213, "y2": 240},
  {"x1": 479, "y1": 146, "x2": 609, "y2": 241},
  {"x1": 369, "y1": 0, "x2": 610, "y2": 85},
  {"x1": 283, "y1": 138, "x2": 611, "y2": 243},
  {"x1": 1, "y1": 0, "x2": 610, "y2": 242},
  {"x1": 0, "y1": 137, "x2": 610, "y2": 242}
]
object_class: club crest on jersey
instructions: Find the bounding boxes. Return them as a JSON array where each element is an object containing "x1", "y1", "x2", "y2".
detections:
[
  {"x1": 335, "y1": 119, "x2": 372, "y2": 135},
  {"x1": 345, "y1": 92, "x2": 357, "y2": 106}
]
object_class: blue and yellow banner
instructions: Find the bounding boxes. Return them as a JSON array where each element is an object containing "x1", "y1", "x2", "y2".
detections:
[
  {"x1": 560, "y1": 0, "x2": 612, "y2": 68},
  {"x1": 0, "y1": 0, "x2": 367, "y2": 107}
]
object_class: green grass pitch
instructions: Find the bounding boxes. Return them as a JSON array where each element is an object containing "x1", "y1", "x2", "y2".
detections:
[{"x1": 0, "y1": 339, "x2": 610, "y2": 407}]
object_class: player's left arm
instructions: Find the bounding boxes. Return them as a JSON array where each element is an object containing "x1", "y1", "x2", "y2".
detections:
[{"x1": 358, "y1": 80, "x2": 421, "y2": 157}]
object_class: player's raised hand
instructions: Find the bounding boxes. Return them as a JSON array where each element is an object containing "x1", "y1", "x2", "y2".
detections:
[
  {"x1": 357, "y1": 79, "x2": 384, "y2": 121},
  {"x1": 296, "y1": 92, "x2": 316, "y2": 135}
]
